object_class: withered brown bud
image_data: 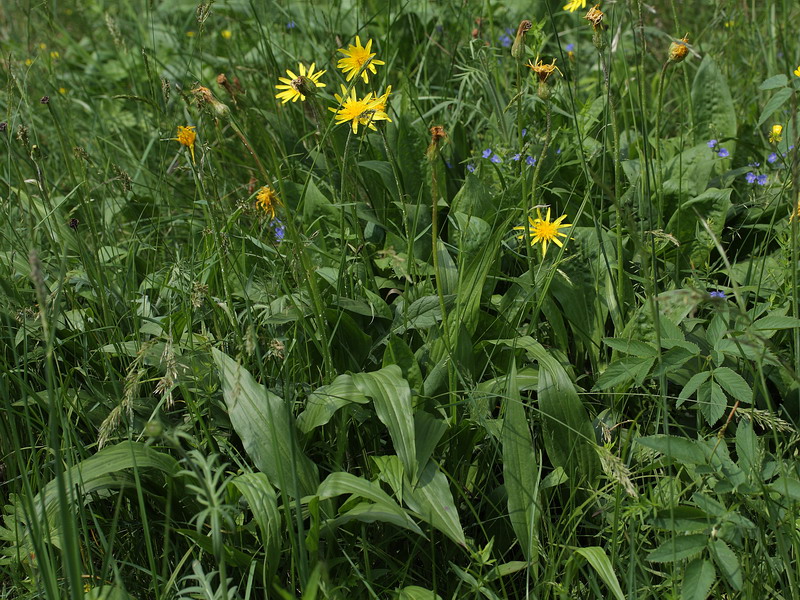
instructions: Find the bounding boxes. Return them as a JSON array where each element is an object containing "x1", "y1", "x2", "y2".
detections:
[{"x1": 511, "y1": 20, "x2": 532, "y2": 60}]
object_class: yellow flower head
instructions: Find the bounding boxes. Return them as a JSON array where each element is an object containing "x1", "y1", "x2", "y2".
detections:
[
  {"x1": 50, "y1": 51, "x2": 60, "y2": 60},
  {"x1": 790, "y1": 199, "x2": 800, "y2": 223},
  {"x1": 172, "y1": 125, "x2": 197, "y2": 163},
  {"x1": 513, "y1": 207, "x2": 572, "y2": 257},
  {"x1": 372, "y1": 85, "x2": 392, "y2": 112},
  {"x1": 336, "y1": 36, "x2": 385, "y2": 84},
  {"x1": 563, "y1": 0, "x2": 587, "y2": 12},
  {"x1": 584, "y1": 5, "x2": 604, "y2": 30},
  {"x1": 255, "y1": 185, "x2": 281, "y2": 220},
  {"x1": 769, "y1": 124, "x2": 783, "y2": 144},
  {"x1": 329, "y1": 85, "x2": 391, "y2": 134},
  {"x1": 668, "y1": 34, "x2": 690, "y2": 64},
  {"x1": 794, "y1": 66, "x2": 800, "y2": 78},
  {"x1": 526, "y1": 58, "x2": 562, "y2": 83},
  {"x1": 221, "y1": 29, "x2": 232, "y2": 39},
  {"x1": 275, "y1": 62, "x2": 326, "y2": 103}
]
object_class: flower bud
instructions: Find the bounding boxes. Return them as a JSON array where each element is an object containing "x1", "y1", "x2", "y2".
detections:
[
  {"x1": 668, "y1": 34, "x2": 690, "y2": 64},
  {"x1": 511, "y1": 20, "x2": 532, "y2": 60}
]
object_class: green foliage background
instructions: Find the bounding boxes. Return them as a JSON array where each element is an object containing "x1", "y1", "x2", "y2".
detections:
[{"x1": 1, "y1": 0, "x2": 800, "y2": 598}]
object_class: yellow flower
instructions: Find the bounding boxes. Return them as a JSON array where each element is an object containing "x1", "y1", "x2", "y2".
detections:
[
  {"x1": 563, "y1": 0, "x2": 587, "y2": 12},
  {"x1": 186, "y1": 31, "x2": 195, "y2": 38},
  {"x1": 172, "y1": 125, "x2": 197, "y2": 163},
  {"x1": 526, "y1": 58, "x2": 562, "y2": 82},
  {"x1": 336, "y1": 36, "x2": 385, "y2": 84},
  {"x1": 372, "y1": 85, "x2": 392, "y2": 112},
  {"x1": 58, "y1": 87, "x2": 67, "y2": 95},
  {"x1": 790, "y1": 199, "x2": 800, "y2": 223},
  {"x1": 769, "y1": 124, "x2": 783, "y2": 143},
  {"x1": 794, "y1": 66, "x2": 800, "y2": 78},
  {"x1": 329, "y1": 85, "x2": 391, "y2": 134},
  {"x1": 668, "y1": 34, "x2": 690, "y2": 64},
  {"x1": 25, "y1": 58, "x2": 33, "y2": 66},
  {"x1": 50, "y1": 51, "x2": 60, "y2": 59},
  {"x1": 221, "y1": 29, "x2": 232, "y2": 39},
  {"x1": 513, "y1": 207, "x2": 572, "y2": 257},
  {"x1": 255, "y1": 185, "x2": 280, "y2": 220},
  {"x1": 275, "y1": 62, "x2": 326, "y2": 103},
  {"x1": 38, "y1": 43, "x2": 47, "y2": 50}
]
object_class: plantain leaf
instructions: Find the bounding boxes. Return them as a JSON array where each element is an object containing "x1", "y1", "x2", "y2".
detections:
[
  {"x1": 574, "y1": 547, "x2": 625, "y2": 600},
  {"x1": 403, "y1": 460, "x2": 465, "y2": 546}
]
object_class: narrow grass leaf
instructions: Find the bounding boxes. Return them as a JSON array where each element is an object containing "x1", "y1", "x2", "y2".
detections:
[{"x1": 574, "y1": 547, "x2": 625, "y2": 600}]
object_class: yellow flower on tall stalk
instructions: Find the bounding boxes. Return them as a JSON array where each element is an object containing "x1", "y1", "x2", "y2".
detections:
[
  {"x1": 563, "y1": 0, "x2": 587, "y2": 12},
  {"x1": 172, "y1": 125, "x2": 197, "y2": 163},
  {"x1": 255, "y1": 185, "x2": 280, "y2": 220},
  {"x1": 769, "y1": 124, "x2": 783, "y2": 143},
  {"x1": 514, "y1": 207, "x2": 572, "y2": 257},
  {"x1": 794, "y1": 66, "x2": 800, "y2": 78},
  {"x1": 373, "y1": 85, "x2": 392, "y2": 112},
  {"x1": 275, "y1": 62, "x2": 326, "y2": 103},
  {"x1": 336, "y1": 36, "x2": 385, "y2": 83},
  {"x1": 526, "y1": 58, "x2": 562, "y2": 82},
  {"x1": 329, "y1": 85, "x2": 391, "y2": 134}
]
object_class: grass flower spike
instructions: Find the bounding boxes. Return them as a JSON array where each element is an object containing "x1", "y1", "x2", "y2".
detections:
[
  {"x1": 337, "y1": 36, "x2": 385, "y2": 83},
  {"x1": 255, "y1": 185, "x2": 281, "y2": 220},
  {"x1": 769, "y1": 124, "x2": 783, "y2": 143},
  {"x1": 330, "y1": 85, "x2": 391, "y2": 134},
  {"x1": 563, "y1": 0, "x2": 587, "y2": 12},
  {"x1": 173, "y1": 125, "x2": 196, "y2": 163},
  {"x1": 514, "y1": 207, "x2": 572, "y2": 257},
  {"x1": 275, "y1": 62, "x2": 326, "y2": 103}
]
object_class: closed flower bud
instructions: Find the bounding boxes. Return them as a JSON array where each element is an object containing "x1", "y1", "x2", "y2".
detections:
[
  {"x1": 511, "y1": 20, "x2": 532, "y2": 60},
  {"x1": 668, "y1": 34, "x2": 690, "y2": 64}
]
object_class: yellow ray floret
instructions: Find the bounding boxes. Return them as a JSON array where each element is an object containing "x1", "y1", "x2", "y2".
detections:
[
  {"x1": 255, "y1": 185, "x2": 281, "y2": 220},
  {"x1": 563, "y1": 0, "x2": 587, "y2": 12},
  {"x1": 172, "y1": 125, "x2": 196, "y2": 163},
  {"x1": 275, "y1": 62, "x2": 326, "y2": 104},
  {"x1": 513, "y1": 207, "x2": 572, "y2": 257},
  {"x1": 329, "y1": 85, "x2": 391, "y2": 134},
  {"x1": 337, "y1": 36, "x2": 385, "y2": 83}
]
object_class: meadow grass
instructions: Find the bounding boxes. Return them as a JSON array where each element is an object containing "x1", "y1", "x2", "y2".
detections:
[{"x1": 1, "y1": 0, "x2": 800, "y2": 598}]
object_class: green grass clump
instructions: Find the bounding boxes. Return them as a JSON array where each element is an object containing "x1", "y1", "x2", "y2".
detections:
[{"x1": 1, "y1": 0, "x2": 800, "y2": 598}]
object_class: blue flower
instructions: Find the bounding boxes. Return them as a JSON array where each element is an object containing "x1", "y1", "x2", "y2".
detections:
[
  {"x1": 445, "y1": 161, "x2": 453, "y2": 169},
  {"x1": 286, "y1": 21, "x2": 297, "y2": 29},
  {"x1": 490, "y1": 154, "x2": 502, "y2": 163},
  {"x1": 565, "y1": 43, "x2": 575, "y2": 52},
  {"x1": 521, "y1": 128, "x2": 527, "y2": 137},
  {"x1": 526, "y1": 156, "x2": 536, "y2": 166},
  {"x1": 556, "y1": 148, "x2": 562, "y2": 154},
  {"x1": 717, "y1": 148, "x2": 729, "y2": 158},
  {"x1": 745, "y1": 172, "x2": 756, "y2": 183},
  {"x1": 768, "y1": 152, "x2": 778, "y2": 163},
  {"x1": 709, "y1": 290, "x2": 726, "y2": 299},
  {"x1": 707, "y1": 139, "x2": 718, "y2": 149},
  {"x1": 273, "y1": 219, "x2": 285, "y2": 241},
  {"x1": 749, "y1": 162, "x2": 760, "y2": 167},
  {"x1": 467, "y1": 164, "x2": 476, "y2": 173},
  {"x1": 482, "y1": 148, "x2": 492, "y2": 158},
  {"x1": 512, "y1": 153, "x2": 521, "y2": 161},
  {"x1": 756, "y1": 174, "x2": 768, "y2": 185},
  {"x1": 499, "y1": 34, "x2": 512, "y2": 48}
]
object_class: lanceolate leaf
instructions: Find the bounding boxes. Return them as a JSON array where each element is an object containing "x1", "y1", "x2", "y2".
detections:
[
  {"x1": 574, "y1": 547, "x2": 626, "y2": 600},
  {"x1": 403, "y1": 460, "x2": 466, "y2": 547},
  {"x1": 212, "y1": 348, "x2": 319, "y2": 498}
]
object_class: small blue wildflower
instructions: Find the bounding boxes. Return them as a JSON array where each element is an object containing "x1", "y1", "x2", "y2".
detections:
[
  {"x1": 467, "y1": 164, "x2": 476, "y2": 173},
  {"x1": 273, "y1": 219, "x2": 285, "y2": 241},
  {"x1": 445, "y1": 161, "x2": 453, "y2": 169},
  {"x1": 286, "y1": 21, "x2": 297, "y2": 29},
  {"x1": 482, "y1": 148, "x2": 492, "y2": 158},
  {"x1": 526, "y1": 156, "x2": 536, "y2": 166},
  {"x1": 499, "y1": 34, "x2": 512, "y2": 48},
  {"x1": 757, "y1": 174, "x2": 768, "y2": 185},
  {"x1": 490, "y1": 154, "x2": 502, "y2": 163},
  {"x1": 789, "y1": 145, "x2": 795, "y2": 151},
  {"x1": 749, "y1": 162, "x2": 760, "y2": 167},
  {"x1": 565, "y1": 43, "x2": 575, "y2": 52},
  {"x1": 512, "y1": 153, "x2": 521, "y2": 161},
  {"x1": 556, "y1": 148, "x2": 562, "y2": 154},
  {"x1": 521, "y1": 128, "x2": 527, "y2": 137},
  {"x1": 768, "y1": 152, "x2": 778, "y2": 163},
  {"x1": 717, "y1": 148, "x2": 729, "y2": 158},
  {"x1": 745, "y1": 172, "x2": 756, "y2": 183},
  {"x1": 707, "y1": 139, "x2": 718, "y2": 149},
  {"x1": 709, "y1": 290, "x2": 726, "y2": 299}
]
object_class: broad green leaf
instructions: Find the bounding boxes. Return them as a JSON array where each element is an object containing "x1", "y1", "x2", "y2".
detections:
[
  {"x1": 502, "y1": 362, "x2": 540, "y2": 561},
  {"x1": 637, "y1": 435, "x2": 709, "y2": 465},
  {"x1": 435, "y1": 239, "x2": 458, "y2": 295},
  {"x1": 593, "y1": 356, "x2": 655, "y2": 391},
  {"x1": 692, "y1": 55, "x2": 737, "y2": 145},
  {"x1": 677, "y1": 371, "x2": 711, "y2": 407},
  {"x1": 403, "y1": 460, "x2": 465, "y2": 547},
  {"x1": 212, "y1": 348, "x2": 318, "y2": 497},
  {"x1": 713, "y1": 367, "x2": 752, "y2": 404},
  {"x1": 666, "y1": 188, "x2": 732, "y2": 266},
  {"x1": 395, "y1": 586, "x2": 443, "y2": 600},
  {"x1": 752, "y1": 315, "x2": 800, "y2": 331},
  {"x1": 414, "y1": 412, "x2": 448, "y2": 471},
  {"x1": 698, "y1": 380, "x2": 727, "y2": 426},
  {"x1": 451, "y1": 212, "x2": 492, "y2": 261},
  {"x1": 383, "y1": 335, "x2": 424, "y2": 392},
  {"x1": 231, "y1": 473, "x2": 281, "y2": 576},
  {"x1": 84, "y1": 586, "x2": 138, "y2": 600},
  {"x1": 318, "y1": 472, "x2": 423, "y2": 536},
  {"x1": 769, "y1": 476, "x2": 800, "y2": 501},
  {"x1": 296, "y1": 374, "x2": 369, "y2": 433},
  {"x1": 710, "y1": 539, "x2": 742, "y2": 591},
  {"x1": 759, "y1": 75, "x2": 788, "y2": 90},
  {"x1": 647, "y1": 534, "x2": 708, "y2": 562},
  {"x1": 681, "y1": 558, "x2": 716, "y2": 600},
  {"x1": 352, "y1": 366, "x2": 417, "y2": 483},
  {"x1": 602, "y1": 337, "x2": 658, "y2": 357},
  {"x1": 652, "y1": 506, "x2": 715, "y2": 532},
  {"x1": 735, "y1": 420, "x2": 761, "y2": 480},
  {"x1": 756, "y1": 87, "x2": 793, "y2": 127},
  {"x1": 574, "y1": 547, "x2": 625, "y2": 600}
]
